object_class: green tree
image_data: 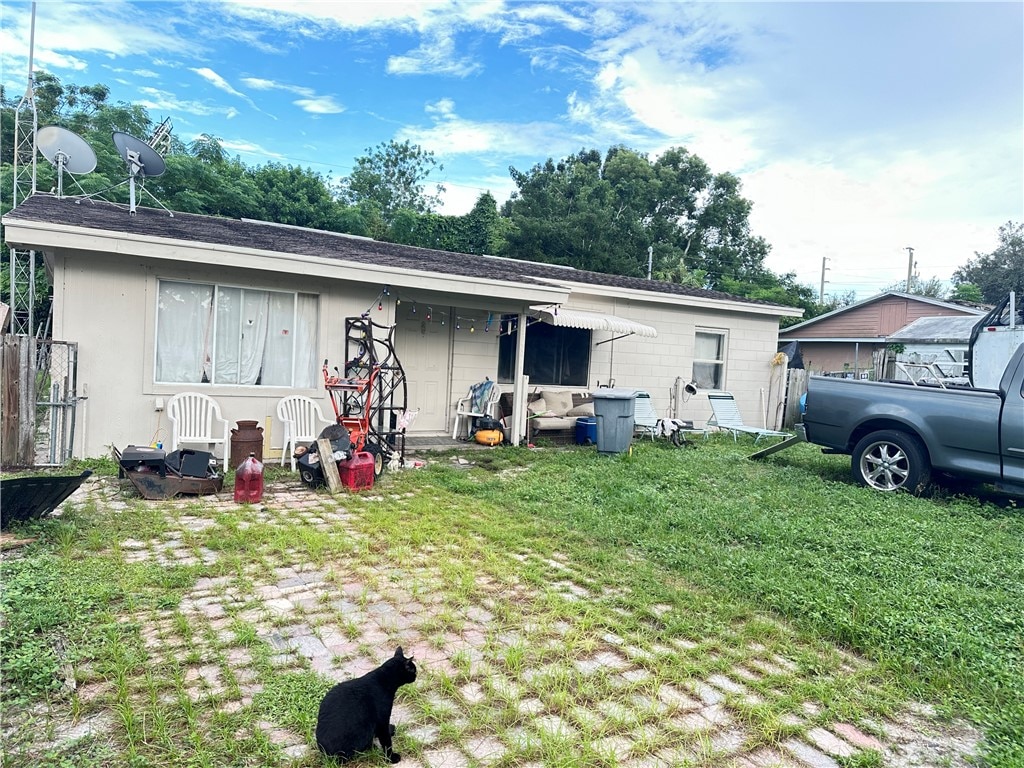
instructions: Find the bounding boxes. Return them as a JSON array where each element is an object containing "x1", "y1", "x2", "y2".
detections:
[
  {"x1": 953, "y1": 221, "x2": 1024, "y2": 304},
  {"x1": 248, "y1": 164, "x2": 343, "y2": 230},
  {"x1": 880, "y1": 275, "x2": 949, "y2": 299},
  {"x1": 950, "y1": 282, "x2": 984, "y2": 303},
  {"x1": 340, "y1": 140, "x2": 444, "y2": 225},
  {"x1": 501, "y1": 146, "x2": 774, "y2": 290}
]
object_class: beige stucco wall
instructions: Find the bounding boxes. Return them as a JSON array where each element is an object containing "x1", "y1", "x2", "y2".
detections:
[
  {"x1": 546, "y1": 293, "x2": 784, "y2": 429},
  {"x1": 54, "y1": 249, "x2": 396, "y2": 460}
]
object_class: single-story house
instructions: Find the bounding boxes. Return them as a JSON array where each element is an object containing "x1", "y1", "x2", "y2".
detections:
[
  {"x1": 3, "y1": 194, "x2": 802, "y2": 461},
  {"x1": 778, "y1": 291, "x2": 983, "y2": 378}
]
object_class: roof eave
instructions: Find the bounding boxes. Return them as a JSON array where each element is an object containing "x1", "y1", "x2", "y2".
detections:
[{"x1": 535, "y1": 277, "x2": 803, "y2": 318}]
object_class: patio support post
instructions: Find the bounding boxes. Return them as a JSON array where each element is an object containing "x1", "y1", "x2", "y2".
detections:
[{"x1": 511, "y1": 310, "x2": 529, "y2": 446}]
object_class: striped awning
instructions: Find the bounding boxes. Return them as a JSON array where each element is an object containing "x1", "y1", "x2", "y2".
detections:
[{"x1": 529, "y1": 307, "x2": 657, "y2": 338}]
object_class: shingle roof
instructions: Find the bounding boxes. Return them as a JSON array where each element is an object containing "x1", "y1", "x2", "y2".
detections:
[{"x1": 5, "y1": 194, "x2": 791, "y2": 310}]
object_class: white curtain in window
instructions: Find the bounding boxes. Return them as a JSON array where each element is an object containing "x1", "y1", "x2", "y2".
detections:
[
  {"x1": 157, "y1": 280, "x2": 317, "y2": 387},
  {"x1": 694, "y1": 332, "x2": 723, "y2": 360},
  {"x1": 260, "y1": 292, "x2": 296, "y2": 386},
  {"x1": 294, "y1": 293, "x2": 319, "y2": 388},
  {"x1": 239, "y1": 290, "x2": 271, "y2": 384},
  {"x1": 694, "y1": 331, "x2": 725, "y2": 390},
  {"x1": 213, "y1": 287, "x2": 242, "y2": 384},
  {"x1": 155, "y1": 281, "x2": 213, "y2": 383},
  {"x1": 213, "y1": 288, "x2": 271, "y2": 385}
]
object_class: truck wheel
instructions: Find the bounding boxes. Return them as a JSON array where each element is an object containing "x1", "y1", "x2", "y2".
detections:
[
  {"x1": 364, "y1": 443, "x2": 385, "y2": 478},
  {"x1": 851, "y1": 430, "x2": 931, "y2": 493}
]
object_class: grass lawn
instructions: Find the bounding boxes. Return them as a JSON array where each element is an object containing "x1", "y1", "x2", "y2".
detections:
[{"x1": 1, "y1": 437, "x2": 1021, "y2": 767}]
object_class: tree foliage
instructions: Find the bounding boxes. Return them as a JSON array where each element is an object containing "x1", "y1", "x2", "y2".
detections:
[
  {"x1": 340, "y1": 140, "x2": 445, "y2": 225},
  {"x1": 953, "y1": 221, "x2": 1024, "y2": 304},
  {"x1": 19, "y1": 73, "x2": 1007, "y2": 334},
  {"x1": 501, "y1": 146, "x2": 774, "y2": 293},
  {"x1": 950, "y1": 282, "x2": 984, "y2": 303},
  {"x1": 880, "y1": 275, "x2": 949, "y2": 300}
]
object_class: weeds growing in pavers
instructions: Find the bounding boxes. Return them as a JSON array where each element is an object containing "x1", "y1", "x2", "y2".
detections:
[{"x1": 0, "y1": 448, "x2": 1007, "y2": 768}]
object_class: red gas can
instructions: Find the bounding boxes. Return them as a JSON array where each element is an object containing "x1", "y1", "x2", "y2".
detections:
[
  {"x1": 338, "y1": 451, "x2": 375, "y2": 491},
  {"x1": 234, "y1": 453, "x2": 264, "y2": 503}
]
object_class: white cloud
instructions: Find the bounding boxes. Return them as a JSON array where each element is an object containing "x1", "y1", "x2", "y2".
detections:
[
  {"x1": 218, "y1": 138, "x2": 287, "y2": 161},
  {"x1": 398, "y1": 99, "x2": 570, "y2": 158},
  {"x1": 137, "y1": 86, "x2": 235, "y2": 119},
  {"x1": 293, "y1": 96, "x2": 344, "y2": 115},
  {"x1": 387, "y1": 32, "x2": 482, "y2": 77},
  {"x1": 239, "y1": 76, "x2": 342, "y2": 114},
  {"x1": 192, "y1": 67, "x2": 248, "y2": 99},
  {"x1": 240, "y1": 76, "x2": 313, "y2": 97},
  {"x1": 438, "y1": 175, "x2": 518, "y2": 216},
  {"x1": 0, "y1": 1, "x2": 187, "y2": 85}
]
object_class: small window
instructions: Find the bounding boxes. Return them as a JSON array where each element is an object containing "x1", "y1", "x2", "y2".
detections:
[
  {"x1": 693, "y1": 329, "x2": 726, "y2": 390},
  {"x1": 498, "y1": 316, "x2": 591, "y2": 387}
]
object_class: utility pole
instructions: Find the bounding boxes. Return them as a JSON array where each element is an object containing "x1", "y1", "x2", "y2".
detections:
[
  {"x1": 819, "y1": 257, "x2": 830, "y2": 303},
  {"x1": 905, "y1": 247, "x2": 915, "y2": 293},
  {"x1": 646, "y1": 245, "x2": 653, "y2": 280}
]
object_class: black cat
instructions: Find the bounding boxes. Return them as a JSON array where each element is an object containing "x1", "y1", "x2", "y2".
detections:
[{"x1": 315, "y1": 647, "x2": 417, "y2": 764}]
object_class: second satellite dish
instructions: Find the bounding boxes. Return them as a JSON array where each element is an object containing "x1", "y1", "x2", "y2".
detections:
[
  {"x1": 36, "y1": 125, "x2": 98, "y2": 175},
  {"x1": 112, "y1": 131, "x2": 166, "y2": 178}
]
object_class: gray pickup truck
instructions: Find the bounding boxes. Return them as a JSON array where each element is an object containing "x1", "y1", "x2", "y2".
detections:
[{"x1": 801, "y1": 343, "x2": 1024, "y2": 494}]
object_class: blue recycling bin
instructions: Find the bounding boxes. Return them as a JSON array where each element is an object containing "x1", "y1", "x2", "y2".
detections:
[{"x1": 591, "y1": 388, "x2": 637, "y2": 454}]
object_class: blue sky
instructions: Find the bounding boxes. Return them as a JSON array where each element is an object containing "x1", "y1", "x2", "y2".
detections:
[{"x1": 2, "y1": 0, "x2": 1022, "y2": 299}]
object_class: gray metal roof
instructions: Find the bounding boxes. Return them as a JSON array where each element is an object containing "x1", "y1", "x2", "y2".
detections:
[{"x1": 887, "y1": 315, "x2": 979, "y2": 343}]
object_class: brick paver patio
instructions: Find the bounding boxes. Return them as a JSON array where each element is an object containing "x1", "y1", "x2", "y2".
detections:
[{"x1": 1, "y1": 474, "x2": 981, "y2": 767}]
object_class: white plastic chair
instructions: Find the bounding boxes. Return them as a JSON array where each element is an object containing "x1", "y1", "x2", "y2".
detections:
[
  {"x1": 167, "y1": 392, "x2": 230, "y2": 470},
  {"x1": 452, "y1": 380, "x2": 502, "y2": 439},
  {"x1": 277, "y1": 395, "x2": 335, "y2": 471},
  {"x1": 633, "y1": 390, "x2": 659, "y2": 441}
]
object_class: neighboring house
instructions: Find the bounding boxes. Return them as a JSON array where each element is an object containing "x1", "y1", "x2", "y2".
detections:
[
  {"x1": 778, "y1": 292, "x2": 983, "y2": 378},
  {"x1": 3, "y1": 195, "x2": 801, "y2": 459},
  {"x1": 885, "y1": 315, "x2": 981, "y2": 381}
]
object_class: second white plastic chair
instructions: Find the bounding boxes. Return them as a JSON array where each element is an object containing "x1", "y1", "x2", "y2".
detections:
[{"x1": 276, "y1": 395, "x2": 335, "y2": 471}]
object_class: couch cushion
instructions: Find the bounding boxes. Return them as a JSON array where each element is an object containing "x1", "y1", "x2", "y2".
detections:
[
  {"x1": 532, "y1": 416, "x2": 577, "y2": 431},
  {"x1": 539, "y1": 390, "x2": 574, "y2": 417},
  {"x1": 566, "y1": 403, "x2": 595, "y2": 417},
  {"x1": 527, "y1": 398, "x2": 552, "y2": 417}
]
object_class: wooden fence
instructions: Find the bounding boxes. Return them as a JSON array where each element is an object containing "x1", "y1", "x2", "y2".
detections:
[{"x1": 1, "y1": 335, "x2": 81, "y2": 468}]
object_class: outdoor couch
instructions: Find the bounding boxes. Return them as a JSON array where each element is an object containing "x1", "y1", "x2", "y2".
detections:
[{"x1": 525, "y1": 390, "x2": 595, "y2": 444}]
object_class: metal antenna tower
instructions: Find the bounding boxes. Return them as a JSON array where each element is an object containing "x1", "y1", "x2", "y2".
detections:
[
  {"x1": 148, "y1": 117, "x2": 173, "y2": 155},
  {"x1": 8, "y1": 1, "x2": 40, "y2": 336}
]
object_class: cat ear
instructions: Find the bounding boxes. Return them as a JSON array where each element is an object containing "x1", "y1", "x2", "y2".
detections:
[{"x1": 394, "y1": 646, "x2": 404, "y2": 658}]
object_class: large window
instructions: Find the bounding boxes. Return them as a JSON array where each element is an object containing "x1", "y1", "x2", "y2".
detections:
[
  {"x1": 693, "y1": 329, "x2": 727, "y2": 390},
  {"x1": 498, "y1": 316, "x2": 591, "y2": 387},
  {"x1": 156, "y1": 280, "x2": 319, "y2": 387}
]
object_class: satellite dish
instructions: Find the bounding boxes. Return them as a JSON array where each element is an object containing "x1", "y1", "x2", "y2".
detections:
[
  {"x1": 107, "y1": 130, "x2": 171, "y2": 216},
  {"x1": 36, "y1": 126, "x2": 97, "y2": 175},
  {"x1": 112, "y1": 131, "x2": 166, "y2": 178}
]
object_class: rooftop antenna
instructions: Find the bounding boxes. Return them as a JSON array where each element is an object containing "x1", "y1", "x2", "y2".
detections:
[
  {"x1": 148, "y1": 117, "x2": 173, "y2": 155},
  {"x1": 9, "y1": 0, "x2": 40, "y2": 336},
  {"x1": 81, "y1": 131, "x2": 173, "y2": 216},
  {"x1": 36, "y1": 126, "x2": 97, "y2": 198}
]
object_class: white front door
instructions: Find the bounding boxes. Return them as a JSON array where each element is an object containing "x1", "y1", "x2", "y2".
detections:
[{"x1": 395, "y1": 314, "x2": 452, "y2": 432}]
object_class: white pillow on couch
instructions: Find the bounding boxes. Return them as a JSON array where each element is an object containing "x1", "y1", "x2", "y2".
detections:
[
  {"x1": 539, "y1": 390, "x2": 575, "y2": 417},
  {"x1": 566, "y1": 402, "x2": 595, "y2": 417}
]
